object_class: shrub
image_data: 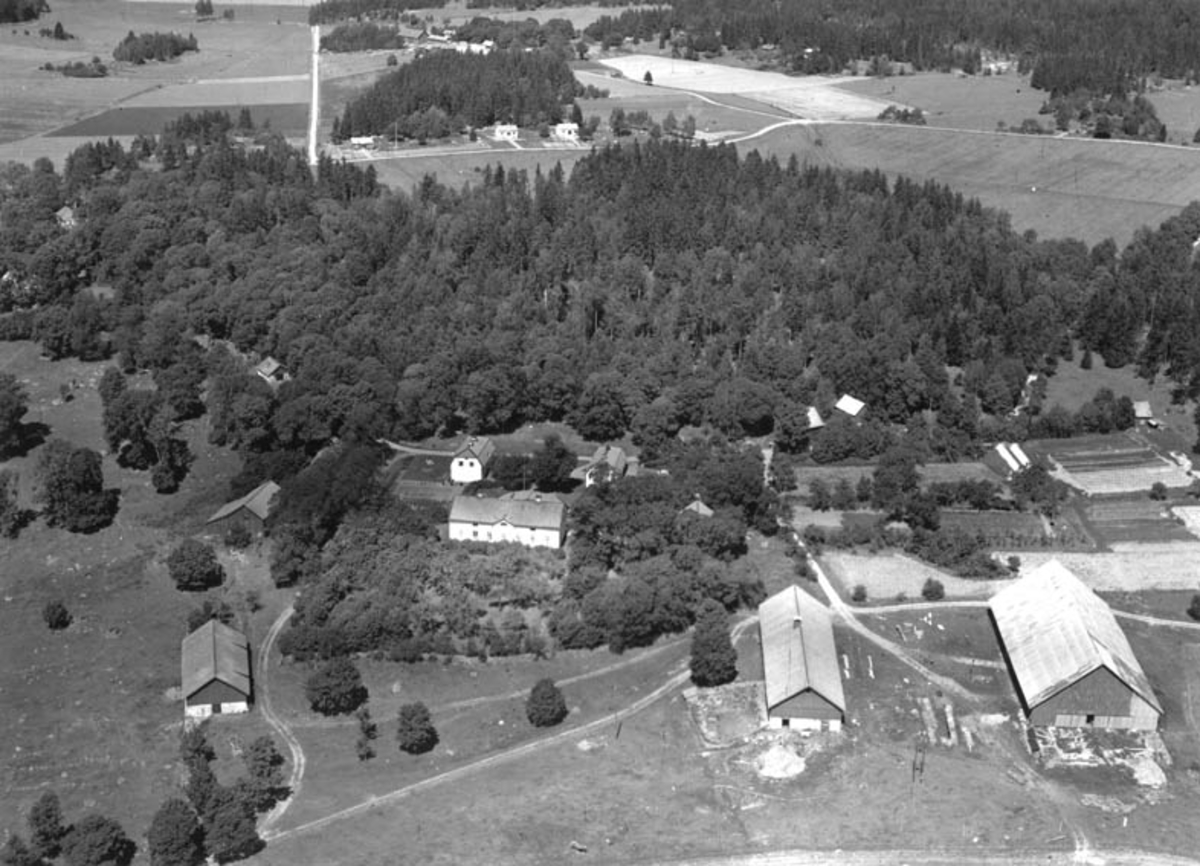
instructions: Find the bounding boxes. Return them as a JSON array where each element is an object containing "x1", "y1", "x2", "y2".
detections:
[
  {"x1": 1188, "y1": 594, "x2": 1200, "y2": 622},
  {"x1": 526, "y1": 678, "x2": 568, "y2": 727},
  {"x1": 167, "y1": 539, "x2": 224, "y2": 591},
  {"x1": 851, "y1": 584, "x2": 867, "y2": 603},
  {"x1": 43, "y1": 599, "x2": 72, "y2": 630},
  {"x1": 396, "y1": 702, "x2": 438, "y2": 754},
  {"x1": 1149, "y1": 481, "x2": 1169, "y2": 501},
  {"x1": 1006, "y1": 555, "x2": 1022, "y2": 573},
  {"x1": 305, "y1": 657, "x2": 368, "y2": 716},
  {"x1": 921, "y1": 578, "x2": 945, "y2": 601},
  {"x1": 224, "y1": 523, "x2": 252, "y2": 549}
]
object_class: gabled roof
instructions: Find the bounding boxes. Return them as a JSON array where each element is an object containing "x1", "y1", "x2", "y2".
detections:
[
  {"x1": 759, "y1": 585, "x2": 845, "y2": 714},
  {"x1": 681, "y1": 497, "x2": 713, "y2": 517},
  {"x1": 806, "y1": 406, "x2": 825, "y2": 429},
  {"x1": 449, "y1": 493, "x2": 564, "y2": 530},
  {"x1": 572, "y1": 444, "x2": 628, "y2": 481},
  {"x1": 454, "y1": 436, "x2": 496, "y2": 465},
  {"x1": 834, "y1": 394, "x2": 865, "y2": 417},
  {"x1": 206, "y1": 480, "x2": 280, "y2": 524},
  {"x1": 181, "y1": 619, "x2": 251, "y2": 700},
  {"x1": 255, "y1": 357, "x2": 282, "y2": 378},
  {"x1": 989, "y1": 560, "x2": 1161, "y2": 713}
]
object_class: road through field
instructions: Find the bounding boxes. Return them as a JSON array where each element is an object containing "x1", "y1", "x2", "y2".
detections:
[
  {"x1": 258, "y1": 603, "x2": 304, "y2": 835},
  {"x1": 262, "y1": 616, "x2": 755, "y2": 844}
]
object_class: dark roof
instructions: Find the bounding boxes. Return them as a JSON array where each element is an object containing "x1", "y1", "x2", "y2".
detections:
[
  {"x1": 206, "y1": 480, "x2": 280, "y2": 525},
  {"x1": 989, "y1": 560, "x2": 1161, "y2": 713},
  {"x1": 181, "y1": 620, "x2": 251, "y2": 700},
  {"x1": 758, "y1": 586, "x2": 845, "y2": 714}
]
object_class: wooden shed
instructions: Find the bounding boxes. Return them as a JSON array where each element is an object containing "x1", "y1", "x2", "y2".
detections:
[
  {"x1": 989, "y1": 560, "x2": 1161, "y2": 730},
  {"x1": 205, "y1": 480, "x2": 280, "y2": 537},
  {"x1": 758, "y1": 586, "x2": 845, "y2": 731},
  {"x1": 182, "y1": 620, "x2": 252, "y2": 718}
]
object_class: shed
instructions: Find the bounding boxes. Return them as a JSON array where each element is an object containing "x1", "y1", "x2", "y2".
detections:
[
  {"x1": 254, "y1": 356, "x2": 288, "y2": 385},
  {"x1": 450, "y1": 437, "x2": 496, "y2": 484},
  {"x1": 571, "y1": 443, "x2": 628, "y2": 487},
  {"x1": 758, "y1": 585, "x2": 845, "y2": 731},
  {"x1": 681, "y1": 497, "x2": 713, "y2": 518},
  {"x1": 989, "y1": 560, "x2": 1161, "y2": 730},
  {"x1": 448, "y1": 492, "x2": 566, "y2": 548},
  {"x1": 205, "y1": 480, "x2": 280, "y2": 537},
  {"x1": 834, "y1": 393, "x2": 865, "y2": 418},
  {"x1": 182, "y1": 620, "x2": 252, "y2": 718}
]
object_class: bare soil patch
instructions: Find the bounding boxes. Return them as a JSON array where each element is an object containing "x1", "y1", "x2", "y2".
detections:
[{"x1": 1003, "y1": 546, "x2": 1200, "y2": 590}]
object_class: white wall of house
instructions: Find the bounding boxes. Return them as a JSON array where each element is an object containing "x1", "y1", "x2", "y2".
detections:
[
  {"x1": 450, "y1": 457, "x2": 484, "y2": 484},
  {"x1": 185, "y1": 700, "x2": 249, "y2": 719},
  {"x1": 767, "y1": 715, "x2": 841, "y2": 733},
  {"x1": 448, "y1": 520, "x2": 562, "y2": 549}
]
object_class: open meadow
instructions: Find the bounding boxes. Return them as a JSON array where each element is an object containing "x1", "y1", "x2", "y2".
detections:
[
  {"x1": 835, "y1": 71, "x2": 1049, "y2": 133},
  {"x1": 0, "y1": 0, "x2": 309, "y2": 157},
  {"x1": 742, "y1": 122, "x2": 1200, "y2": 247},
  {"x1": 0, "y1": 341, "x2": 294, "y2": 838}
]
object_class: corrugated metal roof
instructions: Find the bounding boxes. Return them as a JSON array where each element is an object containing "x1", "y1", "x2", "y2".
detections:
[
  {"x1": 759, "y1": 585, "x2": 846, "y2": 714},
  {"x1": 206, "y1": 480, "x2": 280, "y2": 524},
  {"x1": 449, "y1": 494, "x2": 565, "y2": 530},
  {"x1": 181, "y1": 620, "x2": 251, "y2": 700},
  {"x1": 989, "y1": 560, "x2": 1161, "y2": 713}
]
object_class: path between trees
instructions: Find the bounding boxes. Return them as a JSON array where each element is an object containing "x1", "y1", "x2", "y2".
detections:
[
  {"x1": 261, "y1": 616, "x2": 755, "y2": 844},
  {"x1": 257, "y1": 603, "x2": 303, "y2": 835}
]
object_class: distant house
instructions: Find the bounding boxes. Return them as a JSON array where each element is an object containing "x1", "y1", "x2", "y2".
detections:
[
  {"x1": 182, "y1": 620, "x2": 252, "y2": 718},
  {"x1": 805, "y1": 406, "x2": 825, "y2": 430},
  {"x1": 834, "y1": 394, "x2": 865, "y2": 418},
  {"x1": 1133, "y1": 401, "x2": 1156, "y2": 426},
  {"x1": 348, "y1": 136, "x2": 376, "y2": 148},
  {"x1": 451, "y1": 437, "x2": 496, "y2": 484},
  {"x1": 205, "y1": 480, "x2": 280, "y2": 537},
  {"x1": 989, "y1": 560, "x2": 1161, "y2": 731},
  {"x1": 448, "y1": 492, "x2": 566, "y2": 548},
  {"x1": 571, "y1": 444, "x2": 628, "y2": 487},
  {"x1": 552, "y1": 122, "x2": 579, "y2": 142},
  {"x1": 758, "y1": 585, "x2": 845, "y2": 731},
  {"x1": 493, "y1": 124, "x2": 519, "y2": 141},
  {"x1": 254, "y1": 357, "x2": 288, "y2": 385},
  {"x1": 55, "y1": 205, "x2": 77, "y2": 229},
  {"x1": 681, "y1": 497, "x2": 713, "y2": 518}
]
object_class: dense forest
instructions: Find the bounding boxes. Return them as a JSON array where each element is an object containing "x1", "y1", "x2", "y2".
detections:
[
  {"x1": 112, "y1": 31, "x2": 198, "y2": 65},
  {"x1": 333, "y1": 50, "x2": 580, "y2": 139},
  {"x1": 319, "y1": 21, "x2": 406, "y2": 52},
  {"x1": 3, "y1": 130, "x2": 1200, "y2": 462},
  {"x1": 307, "y1": 0, "x2": 442, "y2": 26},
  {"x1": 0, "y1": 0, "x2": 47, "y2": 23},
  {"x1": 584, "y1": 0, "x2": 1200, "y2": 94}
]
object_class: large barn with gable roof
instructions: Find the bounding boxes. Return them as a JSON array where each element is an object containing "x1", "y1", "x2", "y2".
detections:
[{"x1": 989, "y1": 560, "x2": 1161, "y2": 730}]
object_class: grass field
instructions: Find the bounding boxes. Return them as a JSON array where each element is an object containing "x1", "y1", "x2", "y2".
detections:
[
  {"x1": 819, "y1": 551, "x2": 1015, "y2": 602},
  {"x1": 742, "y1": 122, "x2": 1200, "y2": 247},
  {"x1": 835, "y1": 72, "x2": 1048, "y2": 132},
  {"x1": 0, "y1": 341, "x2": 295, "y2": 839},
  {"x1": 0, "y1": 0, "x2": 309, "y2": 144},
  {"x1": 49, "y1": 102, "x2": 309, "y2": 136}
]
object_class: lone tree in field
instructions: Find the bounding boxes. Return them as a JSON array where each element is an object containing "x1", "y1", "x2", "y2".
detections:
[
  {"x1": 305, "y1": 657, "x2": 368, "y2": 716},
  {"x1": 60, "y1": 814, "x2": 135, "y2": 866},
  {"x1": 921, "y1": 578, "x2": 945, "y2": 601},
  {"x1": 42, "y1": 599, "x2": 72, "y2": 631},
  {"x1": 396, "y1": 702, "x2": 438, "y2": 754},
  {"x1": 146, "y1": 798, "x2": 204, "y2": 866},
  {"x1": 28, "y1": 790, "x2": 67, "y2": 859},
  {"x1": 525, "y1": 678, "x2": 568, "y2": 727},
  {"x1": 36, "y1": 439, "x2": 119, "y2": 533},
  {"x1": 690, "y1": 599, "x2": 738, "y2": 687},
  {"x1": 167, "y1": 539, "x2": 225, "y2": 591}
]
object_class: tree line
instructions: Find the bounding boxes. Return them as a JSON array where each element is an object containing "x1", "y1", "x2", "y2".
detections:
[
  {"x1": 333, "y1": 49, "x2": 580, "y2": 140},
  {"x1": 112, "y1": 30, "x2": 198, "y2": 64},
  {"x1": 308, "y1": 0, "x2": 442, "y2": 25},
  {"x1": 319, "y1": 20, "x2": 406, "y2": 52},
  {"x1": 0, "y1": 0, "x2": 47, "y2": 23}
]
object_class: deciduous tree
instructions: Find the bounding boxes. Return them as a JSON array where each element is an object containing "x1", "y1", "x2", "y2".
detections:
[
  {"x1": 689, "y1": 598, "x2": 737, "y2": 687},
  {"x1": 60, "y1": 814, "x2": 135, "y2": 866},
  {"x1": 305, "y1": 657, "x2": 367, "y2": 716},
  {"x1": 396, "y1": 702, "x2": 438, "y2": 754},
  {"x1": 167, "y1": 539, "x2": 224, "y2": 591},
  {"x1": 146, "y1": 798, "x2": 204, "y2": 866},
  {"x1": 525, "y1": 677, "x2": 568, "y2": 727}
]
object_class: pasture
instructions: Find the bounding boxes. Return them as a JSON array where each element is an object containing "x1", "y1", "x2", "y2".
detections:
[
  {"x1": 835, "y1": 71, "x2": 1048, "y2": 133},
  {"x1": 0, "y1": 342, "x2": 291, "y2": 839},
  {"x1": 742, "y1": 122, "x2": 1200, "y2": 247},
  {"x1": 0, "y1": 0, "x2": 309, "y2": 144}
]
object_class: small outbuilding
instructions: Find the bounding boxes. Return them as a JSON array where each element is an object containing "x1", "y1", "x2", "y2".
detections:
[
  {"x1": 254, "y1": 356, "x2": 288, "y2": 385},
  {"x1": 450, "y1": 436, "x2": 496, "y2": 484},
  {"x1": 182, "y1": 620, "x2": 252, "y2": 718},
  {"x1": 205, "y1": 480, "x2": 280, "y2": 537},
  {"x1": 758, "y1": 585, "x2": 845, "y2": 731},
  {"x1": 493, "y1": 123, "x2": 519, "y2": 141},
  {"x1": 989, "y1": 560, "x2": 1161, "y2": 730},
  {"x1": 571, "y1": 443, "x2": 628, "y2": 487},
  {"x1": 834, "y1": 393, "x2": 865, "y2": 418},
  {"x1": 681, "y1": 497, "x2": 713, "y2": 518}
]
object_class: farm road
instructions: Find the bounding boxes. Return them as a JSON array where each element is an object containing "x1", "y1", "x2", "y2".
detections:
[
  {"x1": 258, "y1": 603, "x2": 304, "y2": 835},
  {"x1": 632, "y1": 846, "x2": 1200, "y2": 865},
  {"x1": 261, "y1": 616, "x2": 756, "y2": 844}
]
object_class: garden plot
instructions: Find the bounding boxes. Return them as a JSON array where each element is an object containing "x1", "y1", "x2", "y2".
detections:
[
  {"x1": 1030, "y1": 434, "x2": 1193, "y2": 496},
  {"x1": 1006, "y1": 546, "x2": 1200, "y2": 590},
  {"x1": 596, "y1": 54, "x2": 895, "y2": 120},
  {"x1": 1086, "y1": 500, "x2": 1196, "y2": 545},
  {"x1": 1172, "y1": 505, "x2": 1200, "y2": 538}
]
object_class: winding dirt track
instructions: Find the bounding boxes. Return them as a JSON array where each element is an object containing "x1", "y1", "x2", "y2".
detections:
[{"x1": 257, "y1": 604, "x2": 304, "y2": 835}]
